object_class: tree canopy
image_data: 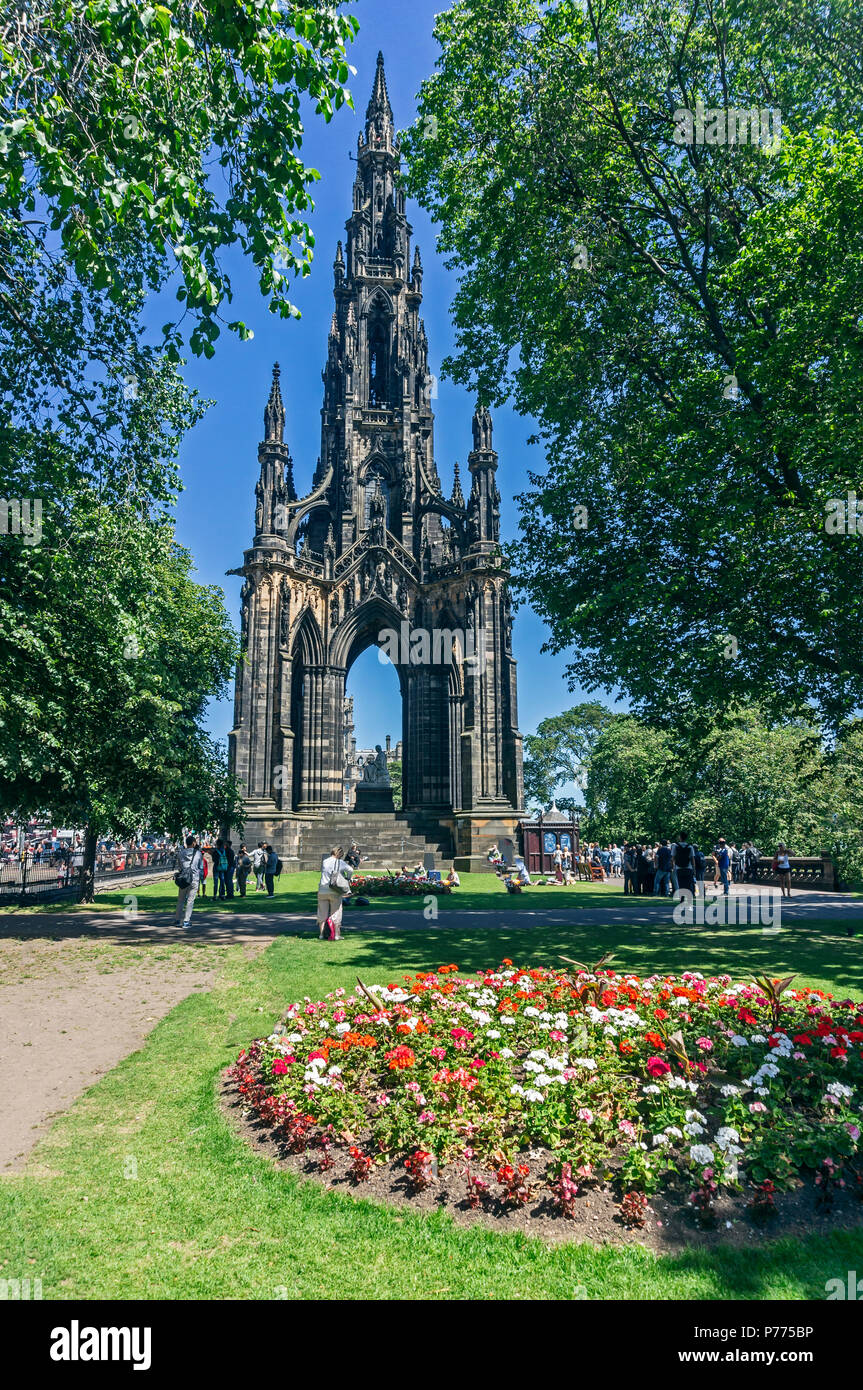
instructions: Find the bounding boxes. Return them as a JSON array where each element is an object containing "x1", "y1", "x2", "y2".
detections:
[{"x1": 403, "y1": 0, "x2": 863, "y2": 727}]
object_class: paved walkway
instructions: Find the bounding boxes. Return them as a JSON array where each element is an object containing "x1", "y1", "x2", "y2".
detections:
[{"x1": 1, "y1": 885, "x2": 859, "y2": 942}]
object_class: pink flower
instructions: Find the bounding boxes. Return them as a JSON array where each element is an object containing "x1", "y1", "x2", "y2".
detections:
[
  {"x1": 430, "y1": 1047, "x2": 447, "y2": 1060},
  {"x1": 847, "y1": 1124, "x2": 861, "y2": 1142},
  {"x1": 418, "y1": 1110, "x2": 436, "y2": 1124},
  {"x1": 577, "y1": 1107, "x2": 594, "y2": 1124},
  {"x1": 695, "y1": 1036, "x2": 713, "y2": 1052},
  {"x1": 647, "y1": 1056, "x2": 671, "y2": 1078},
  {"x1": 618, "y1": 1119, "x2": 637, "y2": 1139},
  {"x1": 549, "y1": 1030, "x2": 566, "y2": 1041},
  {"x1": 749, "y1": 1101, "x2": 768, "y2": 1114}
]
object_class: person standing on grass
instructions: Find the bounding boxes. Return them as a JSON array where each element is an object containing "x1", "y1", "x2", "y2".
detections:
[
  {"x1": 317, "y1": 845, "x2": 354, "y2": 940},
  {"x1": 212, "y1": 838, "x2": 228, "y2": 898},
  {"x1": 224, "y1": 839, "x2": 236, "y2": 898},
  {"x1": 235, "y1": 844, "x2": 252, "y2": 897},
  {"x1": 251, "y1": 842, "x2": 266, "y2": 891},
  {"x1": 174, "y1": 835, "x2": 204, "y2": 930},
  {"x1": 264, "y1": 843, "x2": 279, "y2": 897}
]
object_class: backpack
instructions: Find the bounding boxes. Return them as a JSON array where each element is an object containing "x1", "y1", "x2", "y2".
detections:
[
  {"x1": 322, "y1": 915, "x2": 337, "y2": 940},
  {"x1": 174, "y1": 849, "x2": 197, "y2": 890},
  {"x1": 217, "y1": 848, "x2": 227, "y2": 871},
  {"x1": 275, "y1": 857, "x2": 283, "y2": 876}
]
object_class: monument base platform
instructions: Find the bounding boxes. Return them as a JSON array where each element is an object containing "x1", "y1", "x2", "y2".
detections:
[{"x1": 354, "y1": 785, "x2": 395, "y2": 814}]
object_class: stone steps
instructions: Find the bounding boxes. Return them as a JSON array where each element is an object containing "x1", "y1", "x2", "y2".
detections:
[{"x1": 295, "y1": 812, "x2": 453, "y2": 872}]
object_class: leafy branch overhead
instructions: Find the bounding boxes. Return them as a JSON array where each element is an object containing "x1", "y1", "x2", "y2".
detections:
[
  {"x1": 0, "y1": 1, "x2": 358, "y2": 362},
  {"x1": 402, "y1": 0, "x2": 863, "y2": 727}
]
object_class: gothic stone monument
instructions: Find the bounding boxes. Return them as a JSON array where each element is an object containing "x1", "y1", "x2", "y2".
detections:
[{"x1": 228, "y1": 53, "x2": 524, "y2": 871}]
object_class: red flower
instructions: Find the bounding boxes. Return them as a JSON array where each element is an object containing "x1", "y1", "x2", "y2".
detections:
[
  {"x1": 384, "y1": 1045, "x2": 416, "y2": 1071},
  {"x1": 646, "y1": 1056, "x2": 671, "y2": 1078}
]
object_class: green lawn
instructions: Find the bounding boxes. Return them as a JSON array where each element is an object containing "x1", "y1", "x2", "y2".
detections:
[
  {"x1": 3, "y1": 871, "x2": 616, "y2": 915},
  {"x1": 2, "y1": 917, "x2": 863, "y2": 1299}
]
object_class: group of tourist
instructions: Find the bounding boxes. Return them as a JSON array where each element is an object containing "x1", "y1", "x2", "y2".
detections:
[
  {"x1": 618, "y1": 837, "x2": 794, "y2": 898},
  {"x1": 172, "y1": 837, "x2": 281, "y2": 929},
  {"x1": 487, "y1": 835, "x2": 793, "y2": 901}
]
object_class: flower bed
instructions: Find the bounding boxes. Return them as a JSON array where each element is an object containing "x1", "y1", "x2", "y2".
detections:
[
  {"x1": 348, "y1": 874, "x2": 452, "y2": 897},
  {"x1": 227, "y1": 960, "x2": 863, "y2": 1240}
]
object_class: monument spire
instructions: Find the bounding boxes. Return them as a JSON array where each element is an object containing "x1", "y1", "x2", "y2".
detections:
[
  {"x1": 365, "y1": 50, "x2": 394, "y2": 145},
  {"x1": 264, "y1": 362, "x2": 285, "y2": 444}
]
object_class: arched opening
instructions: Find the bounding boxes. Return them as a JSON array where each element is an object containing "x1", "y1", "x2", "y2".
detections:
[
  {"x1": 368, "y1": 314, "x2": 389, "y2": 406},
  {"x1": 344, "y1": 643, "x2": 403, "y2": 809}
]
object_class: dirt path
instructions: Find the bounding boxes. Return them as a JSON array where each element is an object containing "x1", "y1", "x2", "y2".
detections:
[{"x1": 0, "y1": 936, "x2": 270, "y2": 1171}]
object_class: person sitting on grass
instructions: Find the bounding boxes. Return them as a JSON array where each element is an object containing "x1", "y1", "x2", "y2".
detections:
[
  {"x1": 444, "y1": 866, "x2": 460, "y2": 887},
  {"x1": 487, "y1": 844, "x2": 503, "y2": 864}
]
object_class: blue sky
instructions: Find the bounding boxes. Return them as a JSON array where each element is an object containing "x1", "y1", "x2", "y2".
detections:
[{"x1": 163, "y1": 0, "x2": 622, "y2": 756}]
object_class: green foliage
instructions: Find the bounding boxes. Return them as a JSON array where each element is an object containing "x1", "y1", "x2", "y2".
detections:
[
  {"x1": 387, "y1": 758, "x2": 403, "y2": 810},
  {"x1": 0, "y1": 499, "x2": 242, "y2": 880},
  {"x1": 522, "y1": 701, "x2": 614, "y2": 808},
  {"x1": 0, "y1": 1, "x2": 358, "y2": 363},
  {"x1": 578, "y1": 703, "x2": 863, "y2": 884},
  {"x1": 403, "y1": 0, "x2": 863, "y2": 726}
]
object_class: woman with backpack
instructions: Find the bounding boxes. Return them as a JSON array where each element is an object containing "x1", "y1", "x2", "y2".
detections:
[{"x1": 317, "y1": 845, "x2": 354, "y2": 940}]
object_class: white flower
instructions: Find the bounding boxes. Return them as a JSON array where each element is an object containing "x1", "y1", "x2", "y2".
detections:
[
  {"x1": 684, "y1": 1123, "x2": 705, "y2": 1137},
  {"x1": 500, "y1": 1016, "x2": 516, "y2": 1027},
  {"x1": 685, "y1": 1109, "x2": 706, "y2": 1124},
  {"x1": 486, "y1": 1029, "x2": 501, "y2": 1040},
  {"x1": 664, "y1": 1126, "x2": 683, "y2": 1140},
  {"x1": 652, "y1": 1133, "x2": 670, "y2": 1147},
  {"x1": 689, "y1": 1144, "x2": 714, "y2": 1165},
  {"x1": 574, "y1": 1058, "x2": 597, "y2": 1070},
  {"x1": 499, "y1": 1047, "x2": 515, "y2": 1059},
  {"x1": 523, "y1": 1088, "x2": 545, "y2": 1103},
  {"x1": 730, "y1": 1035, "x2": 750, "y2": 1047},
  {"x1": 335, "y1": 1022, "x2": 350, "y2": 1035},
  {"x1": 720, "y1": 1084, "x2": 741, "y2": 1097},
  {"x1": 751, "y1": 1033, "x2": 767, "y2": 1044},
  {"x1": 642, "y1": 1084, "x2": 661, "y2": 1095},
  {"x1": 828, "y1": 1081, "x2": 853, "y2": 1099},
  {"x1": 716, "y1": 1127, "x2": 740, "y2": 1148}
]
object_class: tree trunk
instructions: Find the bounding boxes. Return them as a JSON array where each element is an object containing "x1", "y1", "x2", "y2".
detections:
[{"x1": 77, "y1": 824, "x2": 98, "y2": 904}]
